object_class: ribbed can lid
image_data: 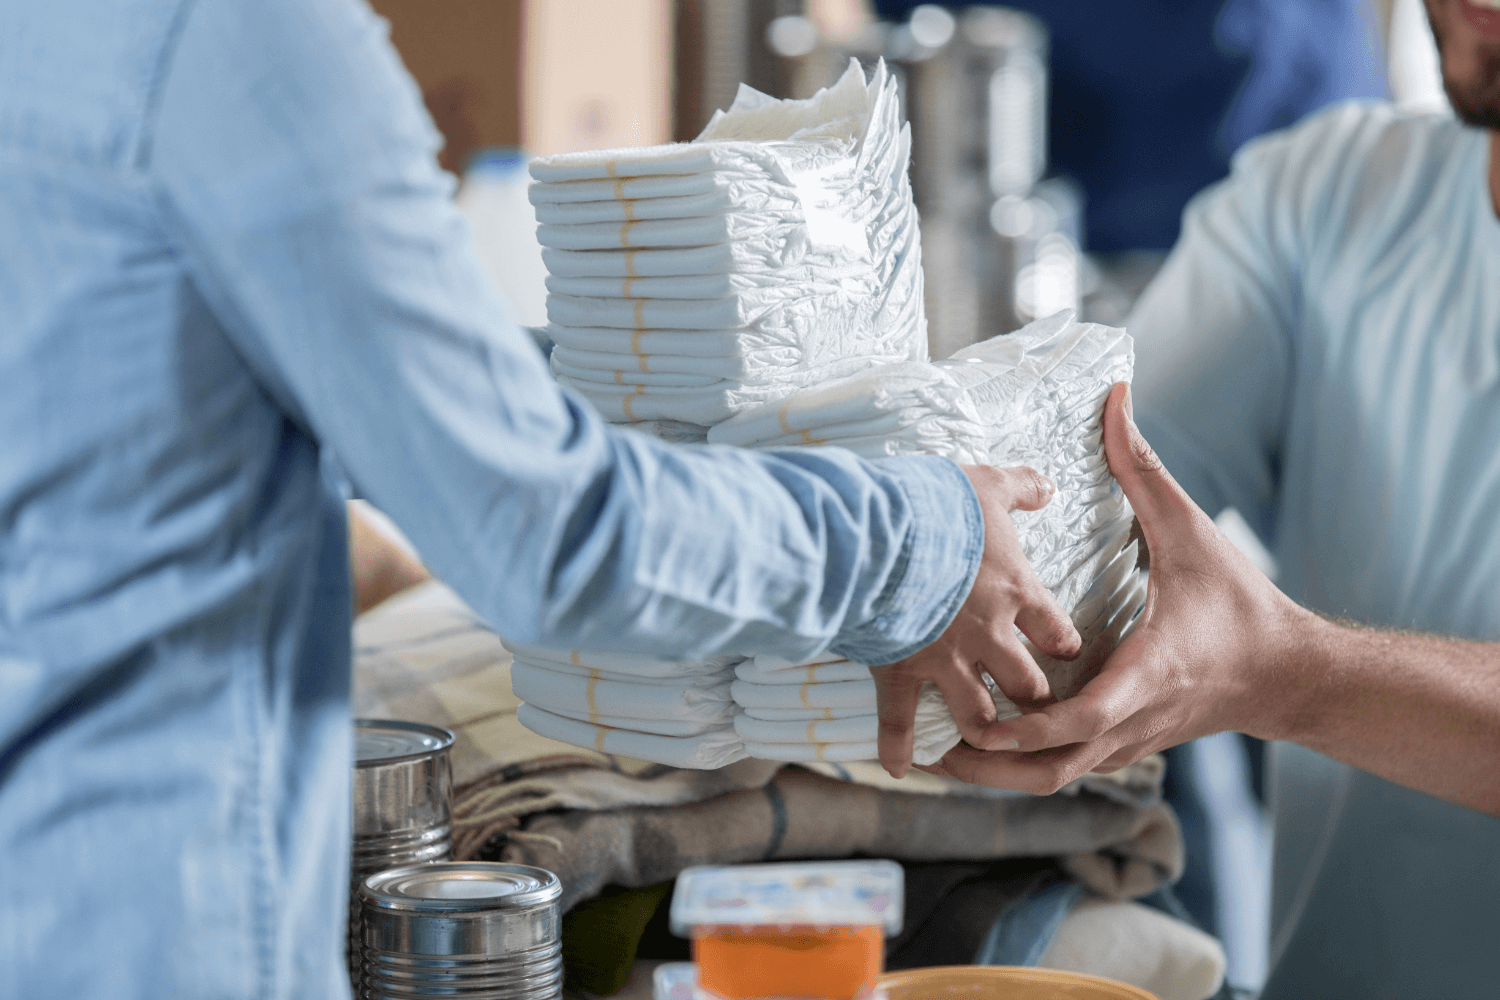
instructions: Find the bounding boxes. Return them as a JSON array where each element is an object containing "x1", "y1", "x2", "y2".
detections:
[
  {"x1": 354, "y1": 719, "x2": 455, "y2": 767},
  {"x1": 360, "y1": 862, "x2": 562, "y2": 912}
]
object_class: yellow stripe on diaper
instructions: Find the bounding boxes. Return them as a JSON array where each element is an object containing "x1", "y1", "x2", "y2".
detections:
[
  {"x1": 595, "y1": 726, "x2": 610, "y2": 753},
  {"x1": 624, "y1": 250, "x2": 638, "y2": 278},
  {"x1": 587, "y1": 668, "x2": 601, "y2": 724},
  {"x1": 571, "y1": 651, "x2": 582, "y2": 666},
  {"x1": 612, "y1": 176, "x2": 626, "y2": 199},
  {"x1": 622, "y1": 385, "x2": 646, "y2": 420},
  {"x1": 776, "y1": 399, "x2": 824, "y2": 446},
  {"x1": 807, "y1": 720, "x2": 819, "y2": 743},
  {"x1": 823, "y1": 708, "x2": 834, "y2": 720},
  {"x1": 605, "y1": 159, "x2": 619, "y2": 178},
  {"x1": 619, "y1": 220, "x2": 637, "y2": 247},
  {"x1": 614, "y1": 370, "x2": 624, "y2": 384},
  {"x1": 622, "y1": 277, "x2": 635, "y2": 298},
  {"x1": 815, "y1": 743, "x2": 828, "y2": 761},
  {"x1": 799, "y1": 682, "x2": 813, "y2": 709}
]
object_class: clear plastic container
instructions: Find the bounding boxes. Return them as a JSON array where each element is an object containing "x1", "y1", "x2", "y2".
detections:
[{"x1": 669, "y1": 860, "x2": 903, "y2": 1000}]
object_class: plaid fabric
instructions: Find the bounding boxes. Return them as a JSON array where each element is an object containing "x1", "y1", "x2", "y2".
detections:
[{"x1": 353, "y1": 581, "x2": 1180, "y2": 907}]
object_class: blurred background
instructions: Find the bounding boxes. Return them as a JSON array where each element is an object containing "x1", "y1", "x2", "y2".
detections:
[{"x1": 368, "y1": 1, "x2": 1449, "y2": 992}]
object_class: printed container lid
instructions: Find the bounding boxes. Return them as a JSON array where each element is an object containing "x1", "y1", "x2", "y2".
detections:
[
  {"x1": 360, "y1": 862, "x2": 561, "y2": 912},
  {"x1": 354, "y1": 719, "x2": 455, "y2": 767},
  {"x1": 670, "y1": 860, "x2": 903, "y2": 936}
]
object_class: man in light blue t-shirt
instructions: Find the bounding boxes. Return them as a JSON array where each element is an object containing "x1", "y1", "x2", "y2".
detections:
[{"x1": 929, "y1": 1, "x2": 1500, "y2": 996}]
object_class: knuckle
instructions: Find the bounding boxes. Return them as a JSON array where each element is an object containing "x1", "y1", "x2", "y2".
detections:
[
  {"x1": 1036, "y1": 766, "x2": 1072, "y2": 796},
  {"x1": 1130, "y1": 430, "x2": 1164, "y2": 474},
  {"x1": 877, "y1": 717, "x2": 914, "y2": 738}
]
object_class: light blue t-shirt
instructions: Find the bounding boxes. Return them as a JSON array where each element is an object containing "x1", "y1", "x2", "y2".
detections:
[
  {"x1": 0, "y1": 1, "x2": 983, "y2": 995},
  {"x1": 1131, "y1": 103, "x2": 1500, "y2": 998}
]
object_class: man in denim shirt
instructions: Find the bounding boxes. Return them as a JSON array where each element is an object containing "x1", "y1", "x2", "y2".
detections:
[{"x1": 0, "y1": 1, "x2": 1084, "y2": 995}]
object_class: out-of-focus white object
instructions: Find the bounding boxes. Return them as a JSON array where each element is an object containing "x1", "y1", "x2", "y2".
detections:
[
  {"x1": 1038, "y1": 897, "x2": 1227, "y2": 1000},
  {"x1": 1387, "y1": 0, "x2": 1450, "y2": 113},
  {"x1": 670, "y1": 859, "x2": 904, "y2": 935},
  {"x1": 527, "y1": 60, "x2": 927, "y2": 428},
  {"x1": 454, "y1": 149, "x2": 550, "y2": 328}
]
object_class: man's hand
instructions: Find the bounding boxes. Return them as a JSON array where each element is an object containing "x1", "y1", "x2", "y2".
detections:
[
  {"x1": 871, "y1": 464, "x2": 1083, "y2": 779},
  {"x1": 929, "y1": 382, "x2": 1314, "y2": 793}
]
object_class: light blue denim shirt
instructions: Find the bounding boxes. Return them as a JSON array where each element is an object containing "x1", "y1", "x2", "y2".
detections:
[{"x1": 0, "y1": 1, "x2": 982, "y2": 995}]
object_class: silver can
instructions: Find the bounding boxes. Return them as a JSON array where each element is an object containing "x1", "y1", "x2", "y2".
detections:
[
  {"x1": 349, "y1": 719, "x2": 456, "y2": 986},
  {"x1": 359, "y1": 862, "x2": 563, "y2": 1000}
]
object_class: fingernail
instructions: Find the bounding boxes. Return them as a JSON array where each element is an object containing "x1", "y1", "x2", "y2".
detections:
[
  {"x1": 990, "y1": 738, "x2": 1020, "y2": 751},
  {"x1": 1123, "y1": 385, "x2": 1135, "y2": 425},
  {"x1": 1040, "y1": 476, "x2": 1056, "y2": 497}
]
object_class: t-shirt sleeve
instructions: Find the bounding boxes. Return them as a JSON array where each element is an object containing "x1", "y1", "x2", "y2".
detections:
[
  {"x1": 142, "y1": 0, "x2": 982, "y2": 665},
  {"x1": 1126, "y1": 103, "x2": 1374, "y2": 544}
]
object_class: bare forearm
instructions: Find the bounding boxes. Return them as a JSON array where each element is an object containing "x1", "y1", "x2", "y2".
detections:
[{"x1": 1262, "y1": 616, "x2": 1500, "y2": 815}]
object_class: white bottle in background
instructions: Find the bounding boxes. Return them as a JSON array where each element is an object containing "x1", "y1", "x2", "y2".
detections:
[{"x1": 454, "y1": 147, "x2": 550, "y2": 329}]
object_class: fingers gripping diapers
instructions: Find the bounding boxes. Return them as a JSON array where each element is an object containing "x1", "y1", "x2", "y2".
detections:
[
  {"x1": 515, "y1": 61, "x2": 1145, "y2": 769},
  {"x1": 528, "y1": 60, "x2": 927, "y2": 428},
  {"x1": 709, "y1": 310, "x2": 1148, "y2": 765},
  {"x1": 508, "y1": 310, "x2": 1147, "y2": 768}
]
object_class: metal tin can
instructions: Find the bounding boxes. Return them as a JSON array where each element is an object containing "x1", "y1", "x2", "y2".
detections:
[
  {"x1": 349, "y1": 719, "x2": 456, "y2": 987},
  {"x1": 359, "y1": 862, "x2": 563, "y2": 1000}
]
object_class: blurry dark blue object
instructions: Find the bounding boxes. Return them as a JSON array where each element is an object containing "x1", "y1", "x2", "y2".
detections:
[{"x1": 874, "y1": 0, "x2": 1386, "y2": 251}]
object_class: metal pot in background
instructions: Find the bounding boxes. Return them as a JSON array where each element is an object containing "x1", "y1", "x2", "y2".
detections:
[
  {"x1": 895, "y1": 6, "x2": 1077, "y2": 356},
  {"x1": 359, "y1": 862, "x2": 563, "y2": 1000},
  {"x1": 349, "y1": 719, "x2": 456, "y2": 989}
]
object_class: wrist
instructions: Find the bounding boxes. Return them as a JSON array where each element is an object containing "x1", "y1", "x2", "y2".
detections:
[{"x1": 1242, "y1": 603, "x2": 1334, "y2": 743}]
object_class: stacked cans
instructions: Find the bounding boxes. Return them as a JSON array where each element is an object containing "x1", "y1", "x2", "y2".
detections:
[
  {"x1": 350, "y1": 720, "x2": 456, "y2": 987},
  {"x1": 359, "y1": 863, "x2": 563, "y2": 1000}
]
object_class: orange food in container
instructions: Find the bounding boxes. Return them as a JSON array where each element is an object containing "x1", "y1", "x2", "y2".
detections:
[{"x1": 669, "y1": 860, "x2": 904, "y2": 1000}]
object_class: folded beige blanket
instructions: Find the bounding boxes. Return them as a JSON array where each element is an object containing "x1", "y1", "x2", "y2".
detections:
[{"x1": 353, "y1": 581, "x2": 1181, "y2": 908}]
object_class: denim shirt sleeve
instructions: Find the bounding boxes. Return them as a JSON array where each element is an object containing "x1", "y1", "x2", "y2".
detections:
[{"x1": 143, "y1": 0, "x2": 982, "y2": 666}]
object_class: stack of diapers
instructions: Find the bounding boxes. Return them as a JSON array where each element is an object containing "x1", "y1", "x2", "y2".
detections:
[
  {"x1": 709, "y1": 309, "x2": 1150, "y2": 765},
  {"x1": 730, "y1": 538, "x2": 1146, "y2": 766},
  {"x1": 729, "y1": 652, "x2": 974, "y2": 763},
  {"x1": 528, "y1": 59, "x2": 927, "y2": 430},
  {"x1": 505, "y1": 643, "x2": 749, "y2": 769}
]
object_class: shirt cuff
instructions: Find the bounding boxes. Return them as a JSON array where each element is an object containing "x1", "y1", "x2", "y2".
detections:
[{"x1": 830, "y1": 454, "x2": 984, "y2": 666}]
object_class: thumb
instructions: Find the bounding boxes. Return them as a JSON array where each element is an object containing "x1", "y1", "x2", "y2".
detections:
[{"x1": 1102, "y1": 384, "x2": 1199, "y2": 538}]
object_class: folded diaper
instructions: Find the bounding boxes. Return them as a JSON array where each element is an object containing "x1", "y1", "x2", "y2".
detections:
[
  {"x1": 503, "y1": 641, "x2": 739, "y2": 678},
  {"x1": 516, "y1": 703, "x2": 748, "y2": 770},
  {"x1": 509, "y1": 662, "x2": 734, "y2": 724},
  {"x1": 528, "y1": 59, "x2": 928, "y2": 431},
  {"x1": 726, "y1": 663, "x2": 1023, "y2": 766}
]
